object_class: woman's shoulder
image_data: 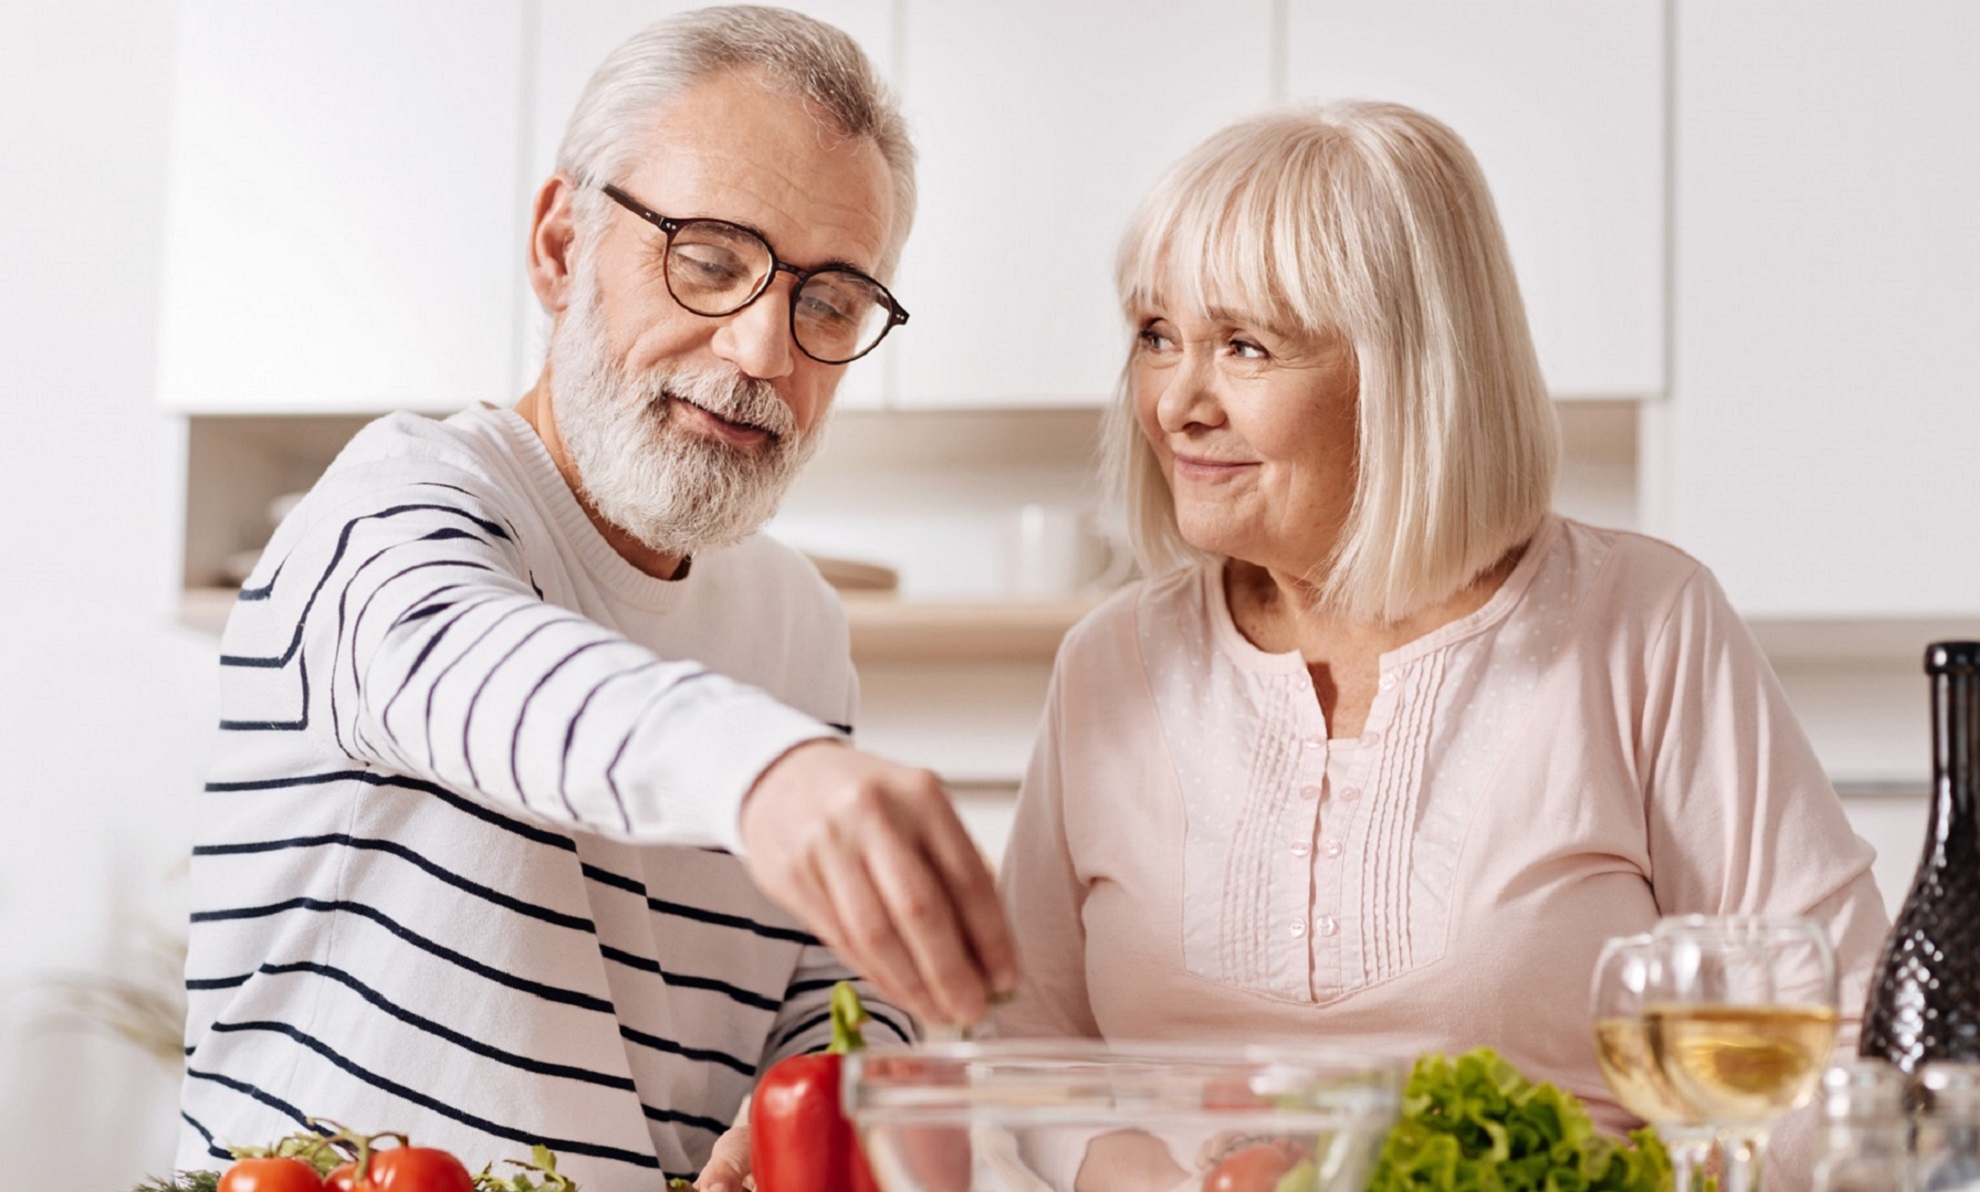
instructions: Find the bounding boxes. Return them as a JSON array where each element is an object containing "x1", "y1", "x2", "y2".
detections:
[
  {"x1": 1055, "y1": 565, "x2": 1212, "y2": 668},
  {"x1": 1549, "y1": 516, "x2": 1719, "y2": 606}
]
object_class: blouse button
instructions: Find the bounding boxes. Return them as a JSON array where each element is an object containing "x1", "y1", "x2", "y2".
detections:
[
  {"x1": 1322, "y1": 839, "x2": 1343, "y2": 859},
  {"x1": 1291, "y1": 840, "x2": 1312, "y2": 857},
  {"x1": 1379, "y1": 674, "x2": 1396, "y2": 691},
  {"x1": 1316, "y1": 916, "x2": 1339, "y2": 937},
  {"x1": 1337, "y1": 786, "x2": 1362, "y2": 802},
  {"x1": 1359, "y1": 730, "x2": 1381, "y2": 748},
  {"x1": 1302, "y1": 736, "x2": 1325, "y2": 750},
  {"x1": 1289, "y1": 920, "x2": 1308, "y2": 938},
  {"x1": 1299, "y1": 784, "x2": 1322, "y2": 801}
]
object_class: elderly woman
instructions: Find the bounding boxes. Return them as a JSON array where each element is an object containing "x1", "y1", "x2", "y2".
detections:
[{"x1": 992, "y1": 101, "x2": 1889, "y2": 1189}]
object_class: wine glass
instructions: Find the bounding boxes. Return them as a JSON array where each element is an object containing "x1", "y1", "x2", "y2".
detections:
[
  {"x1": 1592, "y1": 933, "x2": 1720, "y2": 1192},
  {"x1": 1649, "y1": 915, "x2": 1840, "y2": 1192}
]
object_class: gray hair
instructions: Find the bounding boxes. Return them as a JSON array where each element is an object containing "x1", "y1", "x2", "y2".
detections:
[
  {"x1": 1108, "y1": 100, "x2": 1559, "y2": 624},
  {"x1": 556, "y1": 5, "x2": 916, "y2": 280}
]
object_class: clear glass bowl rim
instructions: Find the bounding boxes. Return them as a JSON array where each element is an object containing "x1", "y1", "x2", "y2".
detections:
[{"x1": 844, "y1": 1037, "x2": 1406, "y2": 1120}]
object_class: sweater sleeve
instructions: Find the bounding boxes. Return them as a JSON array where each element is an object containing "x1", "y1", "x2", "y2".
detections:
[
  {"x1": 992, "y1": 654, "x2": 1104, "y2": 1041},
  {"x1": 219, "y1": 464, "x2": 838, "y2": 854},
  {"x1": 758, "y1": 960, "x2": 915, "y2": 1071},
  {"x1": 1636, "y1": 565, "x2": 1889, "y2": 995},
  {"x1": 1636, "y1": 562, "x2": 1891, "y2": 1184}
]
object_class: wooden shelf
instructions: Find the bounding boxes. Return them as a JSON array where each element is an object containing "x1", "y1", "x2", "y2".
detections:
[
  {"x1": 1747, "y1": 617, "x2": 1980, "y2": 665},
  {"x1": 178, "y1": 587, "x2": 1100, "y2": 663},
  {"x1": 842, "y1": 593, "x2": 1099, "y2": 662}
]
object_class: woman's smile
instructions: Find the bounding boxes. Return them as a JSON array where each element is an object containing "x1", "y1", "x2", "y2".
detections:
[{"x1": 1168, "y1": 451, "x2": 1258, "y2": 483}]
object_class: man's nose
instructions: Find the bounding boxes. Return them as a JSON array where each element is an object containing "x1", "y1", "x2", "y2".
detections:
[{"x1": 711, "y1": 281, "x2": 796, "y2": 381}]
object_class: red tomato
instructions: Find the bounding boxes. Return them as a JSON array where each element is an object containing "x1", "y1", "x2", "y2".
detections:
[
  {"x1": 1204, "y1": 1140, "x2": 1312, "y2": 1192},
  {"x1": 323, "y1": 1162, "x2": 359, "y2": 1192},
  {"x1": 349, "y1": 1147, "x2": 475, "y2": 1192},
  {"x1": 217, "y1": 1156, "x2": 325, "y2": 1192}
]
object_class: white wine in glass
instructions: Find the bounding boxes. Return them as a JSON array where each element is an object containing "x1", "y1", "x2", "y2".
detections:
[
  {"x1": 1592, "y1": 934, "x2": 1717, "y2": 1192},
  {"x1": 1596, "y1": 1014, "x2": 1700, "y2": 1125},
  {"x1": 1649, "y1": 915, "x2": 1841, "y2": 1192},
  {"x1": 1646, "y1": 1003, "x2": 1840, "y2": 1122}
]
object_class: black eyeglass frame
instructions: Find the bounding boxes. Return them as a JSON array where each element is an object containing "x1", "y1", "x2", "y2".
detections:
[{"x1": 599, "y1": 182, "x2": 909, "y2": 365}]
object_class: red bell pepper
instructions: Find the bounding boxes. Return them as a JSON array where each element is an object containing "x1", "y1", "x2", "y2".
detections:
[{"x1": 750, "y1": 981, "x2": 881, "y2": 1192}]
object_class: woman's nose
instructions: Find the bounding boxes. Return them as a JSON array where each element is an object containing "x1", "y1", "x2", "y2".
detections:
[{"x1": 1153, "y1": 352, "x2": 1222, "y2": 432}]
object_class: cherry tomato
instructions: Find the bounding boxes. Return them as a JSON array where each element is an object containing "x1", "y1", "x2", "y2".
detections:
[
  {"x1": 217, "y1": 1156, "x2": 325, "y2": 1192},
  {"x1": 1204, "y1": 1140, "x2": 1312, "y2": 1192},
  {"x1": 348, "y1": 1147, "x2": 475, "y2": 1192},
  {"x1": 323, "y1": 1162, "x2": 359, "y2": 1192}
]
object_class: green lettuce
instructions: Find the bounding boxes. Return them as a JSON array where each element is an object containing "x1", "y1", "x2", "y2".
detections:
[{"x1": 1367, "y1": 1048, "x2": 1672, "y2": 1192}]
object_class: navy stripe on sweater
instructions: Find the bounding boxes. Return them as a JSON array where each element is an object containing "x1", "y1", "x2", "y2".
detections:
[
  {"x1": 205, "y1": 1020, "x2": 665, "y2": 1171},
  {"x1": 190, "y1": 896, "x2": 616, "y2": 1014}
]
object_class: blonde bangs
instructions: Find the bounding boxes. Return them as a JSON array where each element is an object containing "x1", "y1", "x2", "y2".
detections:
[{"x1": 1116, "y1": 117, "x2": 1352, "y2": 340}]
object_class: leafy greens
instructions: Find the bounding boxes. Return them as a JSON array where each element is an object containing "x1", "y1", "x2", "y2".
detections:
[{"x1": 1368, "y1": 1048, "x2": 1672, "y2": 1192}]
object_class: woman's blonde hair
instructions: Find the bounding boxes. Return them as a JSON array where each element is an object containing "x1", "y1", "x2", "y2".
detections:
[{"x1": 1108, "y1": 100, "x2": 1558, "y2": 624}]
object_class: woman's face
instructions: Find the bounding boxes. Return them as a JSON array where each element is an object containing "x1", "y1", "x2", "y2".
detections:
[{"x1": 1130, "y1": 294, "x2": 1361, "y2": 578}]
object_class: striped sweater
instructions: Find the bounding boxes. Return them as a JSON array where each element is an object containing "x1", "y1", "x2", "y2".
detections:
[{"x1": 178, "y1": 405, "x2": 909, "y2": 1188}]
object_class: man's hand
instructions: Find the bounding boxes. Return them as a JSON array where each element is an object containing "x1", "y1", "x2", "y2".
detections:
[
  {"x1": 695, "y1": 1124, "x2": 749, "y2": 1192},
  {"x1": 739, "y1": 740, "x2": 1019, "y2": 1025}
]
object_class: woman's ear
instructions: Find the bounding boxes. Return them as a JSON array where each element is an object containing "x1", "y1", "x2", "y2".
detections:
[{"x1": 526, "y1": 173, "x2": 580, "y2": 316}]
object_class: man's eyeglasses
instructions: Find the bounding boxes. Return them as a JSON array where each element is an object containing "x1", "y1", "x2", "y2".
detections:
[{"x1": 599, "y1": 183, "x2": 909, "y2": 365}]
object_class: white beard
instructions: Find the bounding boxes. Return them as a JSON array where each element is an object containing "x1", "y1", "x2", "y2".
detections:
[{"x1": 547, "y1": 259, "x2": 822, "y2": 560}]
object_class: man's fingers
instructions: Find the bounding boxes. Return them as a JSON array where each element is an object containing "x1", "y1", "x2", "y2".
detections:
[
  {"x1": 863, "y1": 825, "x2": 987, "y2": 1025},
  {"x1": 695, "y1": 1124, "x2": 750, "y2": 1192},
  {"x1": 920, "y1": 811, "x2": 1019, "y2": 997},
  {"x1": 738, "y1": 742, "x2": 1025, "y2": 1026},
  {"x1": 747, "y1": 850, "x2": 848, "y2": 962},
  {"x1": 812, "y1": 839, "x2": 942, "y2": 1022}
]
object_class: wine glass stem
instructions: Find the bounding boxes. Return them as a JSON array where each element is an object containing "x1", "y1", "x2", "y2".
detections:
[
  {"x1": 1662, "y1": 1126, "x2": 1719, "y2": 1192},
  {"x1": 1724, "y1": 1127, "x2": 1770, "y2": 1192}
]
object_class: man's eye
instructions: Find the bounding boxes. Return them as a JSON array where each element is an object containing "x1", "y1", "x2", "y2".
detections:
[
  {"x1": 798, "y1": 288, "x2": 861, "y2": 328},
  {"x1": 671, "y1": 244, "x2": 752, "y2": 288}
]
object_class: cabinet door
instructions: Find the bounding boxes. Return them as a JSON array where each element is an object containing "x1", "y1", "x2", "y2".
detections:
[
  {"x1": 156, "y1": 2, "x2": 525, "y2": 413},
  {"x1": 1284, "y1": 1, "x2": 1665, "y2": 400},
  {"x1": 1669, "y1": 1, "x2": 1980, "y2": 617},
  {"x1": 525, "y1": 1, "x2": 898, "y2": 409},
  {"x1": 892, "y1": 0, "x2": 1276, "y2": 408}
]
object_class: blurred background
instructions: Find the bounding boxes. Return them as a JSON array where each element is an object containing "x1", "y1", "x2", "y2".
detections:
[{"x1": 2, "y1": 1, "x2": 1976, "y2": 1186}]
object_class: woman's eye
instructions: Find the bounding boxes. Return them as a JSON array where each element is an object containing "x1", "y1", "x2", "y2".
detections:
[
  {"x1": 1136, "y1": 326, "x2": 1175, "y2": 352},
  {"x1": 1229, "y1": 338, "x2": 1268, "y2": 360}
]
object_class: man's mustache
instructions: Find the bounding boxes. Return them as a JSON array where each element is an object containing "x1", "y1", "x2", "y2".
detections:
[{"x1": 644, "y1": 370, "x2": 795, "y2": 442}]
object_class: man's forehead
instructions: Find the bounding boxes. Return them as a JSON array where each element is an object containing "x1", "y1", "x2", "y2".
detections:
[{"x1": 617, "y1": 72, "x2": 892, "y2": 272}]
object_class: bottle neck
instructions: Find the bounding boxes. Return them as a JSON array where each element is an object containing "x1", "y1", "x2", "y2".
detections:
[{"x1": 1927, "y1": 663, "x2": 1980, "y2": 861}]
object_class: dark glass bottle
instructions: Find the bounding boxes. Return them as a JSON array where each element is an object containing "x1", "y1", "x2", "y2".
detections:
[{"x1": 1860, "y1": 641, "x2": 1980, "y2": 1072}]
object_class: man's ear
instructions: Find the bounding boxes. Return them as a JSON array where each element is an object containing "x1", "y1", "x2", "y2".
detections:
[{"x1": 527, "y1": 173, "x2": 580, "y2": 317}]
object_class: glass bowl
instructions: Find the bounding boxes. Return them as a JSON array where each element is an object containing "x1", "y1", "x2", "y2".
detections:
[{"x1": 844, "y1": 1040, "x2": 1404, "y2": 1192}]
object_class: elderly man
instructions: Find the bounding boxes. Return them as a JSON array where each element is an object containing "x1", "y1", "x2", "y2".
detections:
[{"x1": 178, "y1": 8, "x2": 1013, "y2": 1188}]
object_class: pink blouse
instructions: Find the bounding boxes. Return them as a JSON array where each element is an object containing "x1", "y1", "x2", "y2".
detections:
[{"x1": 994, "y1": 516, "x2": 1889, "y2": 1181}]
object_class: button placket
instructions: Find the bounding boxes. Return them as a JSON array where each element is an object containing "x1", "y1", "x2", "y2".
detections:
[{"x1": 1289, "y1": 702, "x2": 1328, "y2": 982}]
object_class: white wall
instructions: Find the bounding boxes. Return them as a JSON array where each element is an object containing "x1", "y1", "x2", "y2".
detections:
[{"x1": 0, "y1": 3, "x2": 217, "y2": 1185}]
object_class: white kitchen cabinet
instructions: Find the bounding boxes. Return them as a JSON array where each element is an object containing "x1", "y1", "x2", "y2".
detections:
[
  {"x1": 1667, "y1": 1, "x2": 1980, "y2": 617},
  {"x1": 522, "y1": 0, "x2": 899, "y2": 408},
  {"x1": 891, "y1": 0, "x2": 1276, "y2": 408},
  {"x1": 156, "y1": 1, "x2": 526, "y2": 413},
  {"x1": 1284, "y1": 0, "x2": 1667, "y2": 401}
]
